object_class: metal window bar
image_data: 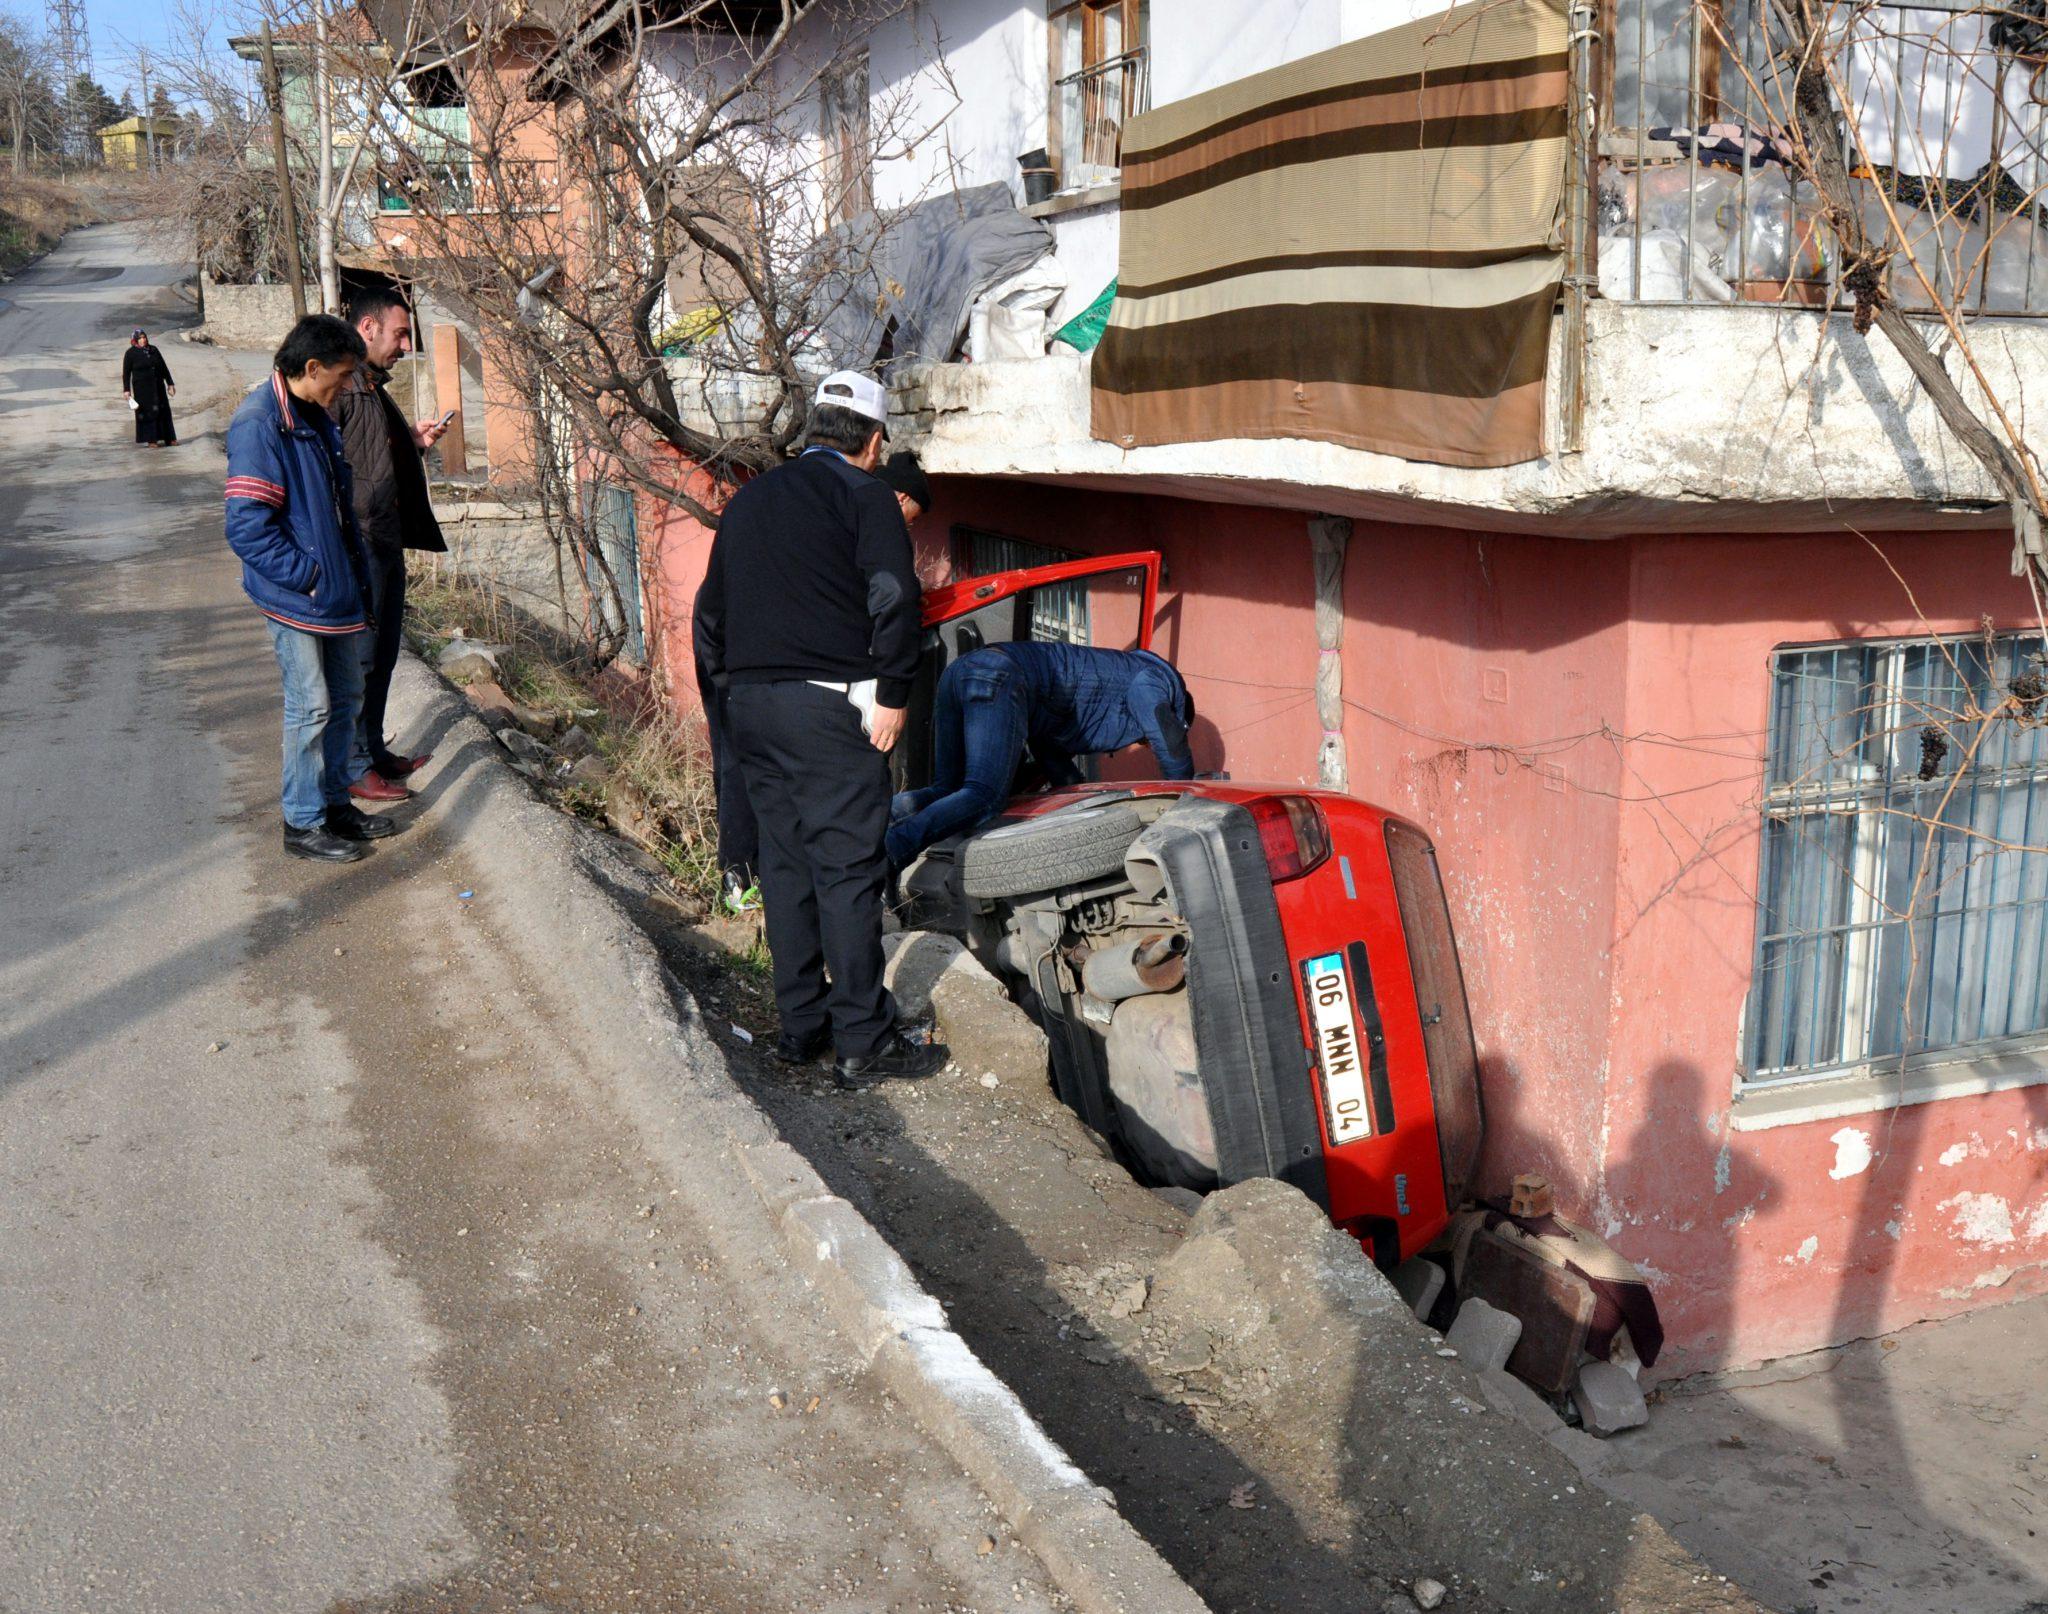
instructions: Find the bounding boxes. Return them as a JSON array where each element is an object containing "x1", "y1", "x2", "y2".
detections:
[
  {"x1": 1745, "y1": 631, "x2": 2048, "y2": 1084},
  {"x1": 1055, "y1": 47, "x2": 1150, "y2": 174},
  {"x1": 955, "y1": 528, "x2": 1093, "y2": 646},
  {"x1": 1604, "y1": 0, "x2": 2048, "y2": 315},
  {"x1": 582, "y1": 482, "x2": 645, "y2": 663}
]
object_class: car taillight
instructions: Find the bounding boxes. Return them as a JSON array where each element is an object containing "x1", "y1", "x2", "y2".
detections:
[{"x1": 1248, "y1": 796, "x2": 1331, "y2": 881}]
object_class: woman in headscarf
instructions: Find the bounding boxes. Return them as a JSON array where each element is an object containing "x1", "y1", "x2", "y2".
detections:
[{"x1": 121, "y1": 328, "x2": 177, "y2": 447}]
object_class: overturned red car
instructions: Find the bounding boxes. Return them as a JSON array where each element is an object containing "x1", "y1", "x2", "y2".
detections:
[{"x1": 898, "y1": 549, "x2": 1484, "y2": 1267}]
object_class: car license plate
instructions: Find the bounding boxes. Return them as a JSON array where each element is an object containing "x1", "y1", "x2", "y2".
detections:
[{"x1": 1302, "y1": 951, "x2": 1374, "y2": 1145}]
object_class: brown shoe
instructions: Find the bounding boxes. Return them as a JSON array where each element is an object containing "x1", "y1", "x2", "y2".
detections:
[
  {"x1": 375, "y1": 751, "x2": 433, "y2": 777},
  {"x1": 348, "y1": 769, "x2": 410, "y2": 802}
]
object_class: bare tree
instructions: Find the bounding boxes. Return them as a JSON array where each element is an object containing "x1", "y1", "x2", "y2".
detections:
[
  {"x1": 357, "y1": 0, "x2": 956, "y2": 668},
  {"x1": 1602, "y1": 0, "x2": 2048, "y2": 592},
  {"x1": 0, "y1": 8, "x2": 60, "y2": 172},
  {"x1": 369, "y1": 8, "x2": 937, "y2": 485}
]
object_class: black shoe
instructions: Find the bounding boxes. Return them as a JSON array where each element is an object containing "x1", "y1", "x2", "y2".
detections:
[
  {"x1": 834, "y1": 1034, "x2": 950, "y2": 1090},
  {"x1": 774, "y1": 1025, "x2": 832, "y2": 1065},
  {"x1": 325, "y1": 802, "x2": 400, "y2": 841},
  {"x1": 284, "y1": 821, "x2": 367, "y2": 862}
]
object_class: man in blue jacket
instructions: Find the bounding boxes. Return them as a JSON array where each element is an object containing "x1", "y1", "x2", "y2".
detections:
[
  {"x1": 224, "y1": 313, "x2": 401, "y2": 863},
  {"x1": 886, "y1": 642, "x2": 1195, "y2": 869}
]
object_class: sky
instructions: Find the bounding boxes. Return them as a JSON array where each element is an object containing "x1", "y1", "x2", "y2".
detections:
[{"x1": 67, "y1": 0, "x2": 242, "y2": 101}]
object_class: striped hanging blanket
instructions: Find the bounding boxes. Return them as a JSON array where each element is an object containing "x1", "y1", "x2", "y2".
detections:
[{"x1": 1091, "y1": 0, "x2": 1570, "y2": 469}]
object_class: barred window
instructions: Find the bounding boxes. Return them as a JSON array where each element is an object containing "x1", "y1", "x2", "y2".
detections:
[
  {"x1": 1746, "y1": 633, "x2": 2048, "y2": 1085},
  {"x1": 950, "y1": 526, "x2": 1091, "y2": 646},
  {"x1": 582, "y1": 481, "x2": 644, "y2": 664}
]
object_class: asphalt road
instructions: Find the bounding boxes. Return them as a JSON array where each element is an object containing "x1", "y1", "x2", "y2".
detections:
[{"x1": 0, "y1": 221, "x2": 1062, "y2": 1613}]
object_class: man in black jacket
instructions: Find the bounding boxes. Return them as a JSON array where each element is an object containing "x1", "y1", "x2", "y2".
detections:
[
  {"x1": 695, "y1": 371, "x2": 948, "y2": 1089},
  {"x1": 337, "y1": 286, "x2": 451, "y2": 801}
]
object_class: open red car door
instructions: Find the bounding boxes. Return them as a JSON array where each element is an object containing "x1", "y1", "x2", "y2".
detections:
[{"x1": 897, "y1": 551, "x2": 1164, "y2": 791}]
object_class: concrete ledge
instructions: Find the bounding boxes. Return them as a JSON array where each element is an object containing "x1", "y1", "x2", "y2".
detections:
[{"x1": 382, "y1": 652, "x2": 1213, "y2": 1614}]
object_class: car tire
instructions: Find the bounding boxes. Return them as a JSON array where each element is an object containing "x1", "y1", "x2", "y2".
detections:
[{"x1": 959, "y1": 801, "x2": 1147, "y2": 899}]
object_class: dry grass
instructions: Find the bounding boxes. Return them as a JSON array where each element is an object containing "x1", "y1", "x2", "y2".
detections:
[
  {"x1": 0, "y1": 173, "x2": 107, "y2": 275},
  {"x1": 406, "y1": 560, "x2": 727, "y2": 913}
]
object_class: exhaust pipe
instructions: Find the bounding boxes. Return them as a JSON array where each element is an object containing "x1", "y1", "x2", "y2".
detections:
[{"x1": 1082, "y1": 933, "x2": 1188, "y2": 1002}]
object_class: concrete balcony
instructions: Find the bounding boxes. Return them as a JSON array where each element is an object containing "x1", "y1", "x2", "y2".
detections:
[{"x1": 901, "y1": 301, "x2": 2048, "y2": 536}]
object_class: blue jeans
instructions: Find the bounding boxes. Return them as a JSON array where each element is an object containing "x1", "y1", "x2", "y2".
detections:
[
  {"x1": 886, "y1": 662, "x2": 1029, "y2": 868},
  {"x1": 265, "y1": 617, "x2": 367, "y2": 829}
]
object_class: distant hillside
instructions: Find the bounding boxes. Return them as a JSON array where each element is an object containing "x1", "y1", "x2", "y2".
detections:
[{"x1": 0, "y1": 175, "x2": 106, "y2": 276}]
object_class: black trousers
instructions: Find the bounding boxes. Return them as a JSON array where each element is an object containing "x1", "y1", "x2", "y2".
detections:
[
  {"x1": 355, "y1": 545, "x2": 408, "y2": 772},
  {"x1": 729, "y1": 680, "x2": 893, "y2": 1057},
  {"x1": 697, "y1": 664, "x2": 760, "y2": 881}
]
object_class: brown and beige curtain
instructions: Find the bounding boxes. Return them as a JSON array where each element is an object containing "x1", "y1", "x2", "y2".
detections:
[{"x1": 1091, "y1": 0, "x2": 1570, "y2": 469}]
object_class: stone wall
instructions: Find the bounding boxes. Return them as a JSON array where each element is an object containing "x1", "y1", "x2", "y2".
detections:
[
  {"x1": 197, "y1": 275, "x2": 302, "y2": 352},
  {"x1": 430, "y1": 490, "x2": 578, "y2": 638}
]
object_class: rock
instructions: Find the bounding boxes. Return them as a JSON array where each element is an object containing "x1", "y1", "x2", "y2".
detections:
[
  {"x1": 1391, "y1": 1257, "x2": 1445, "y2": 1321},
  {"x1": 1109, "y1": 1277, "x2": 1150, "y2": 1319},
  {"x1": 1151, "y1": 1186, "x2": 1203, "y2": 1216},
  {"x1": 500, "y1": 728, "x2": 555, "y2": 771},
  {"x1": 437, "y1": 638, "x2": 505, "y2": 675},
  {"x1": 513, "y1": 705, "x2": 562, "y2": 742},
  {"x1": 566, "y1": 752, "x2": 610, "y2": 786},
  {"x1": 604, "y1": 778, "x2": 663, "y2": 853},
  {"x1": 1446, "y1": 1297, "x2": 1523, "y2": 1373},
  {"x1": 1572, "y1": 1359, "x2": 1649, "y2": 1437},
  {"x1": 1154, "y1": 1333, "x2": 1214, "y2": 1375},
  {"x1": 1413, "y1": 1577, "x2": 1448, "y2": 1610},
  {"x1": 554, "y1": 724, "x2": 599, "y2": 762}
]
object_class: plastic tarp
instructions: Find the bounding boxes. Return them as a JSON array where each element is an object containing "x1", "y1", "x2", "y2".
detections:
[{"x1": 811, "y1": 182, "x2": 1052, "y2": 375}]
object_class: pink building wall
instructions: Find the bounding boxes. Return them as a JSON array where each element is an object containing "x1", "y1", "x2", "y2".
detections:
[{"x1": 638, "y1": 465, "x2": 2048, "y2": 1373}]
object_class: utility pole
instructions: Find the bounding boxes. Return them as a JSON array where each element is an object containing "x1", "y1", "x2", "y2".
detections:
[
  {"x1": 137, "y1": 49, "x2": 155, "y2": 171},
  {"x1": 259, "y1": 20, "x2": 308, "y2": 320}
]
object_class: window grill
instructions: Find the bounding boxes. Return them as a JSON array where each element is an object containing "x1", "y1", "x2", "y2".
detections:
[
  {"x1": 1746, "y1": 631, "x2": 2048, "y2": 1084},
  {"x1": 582, "y1": 481, "x2": 644, "y2": 663},
  {"x1": 951, "y1": 526, "x2": 1092, "y2": 646}
]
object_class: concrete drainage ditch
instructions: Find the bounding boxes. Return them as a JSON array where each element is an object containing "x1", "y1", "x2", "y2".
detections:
[
  {"x1": 444, "y1": 660, "x2": 1768, "y2": 1614},
  {"x1": 663, "y1": 922, "x2": 1767, "y2": 1614}
]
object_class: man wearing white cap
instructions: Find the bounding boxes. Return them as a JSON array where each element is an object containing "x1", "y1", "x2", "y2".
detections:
[{"x1": 694, "y1": 370, "x2": 949, "y2": 1089}]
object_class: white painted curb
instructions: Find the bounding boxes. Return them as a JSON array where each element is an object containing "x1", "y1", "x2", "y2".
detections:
[{"x1": 386, "y1": 655, "x2": 1212, "y2": 1614}]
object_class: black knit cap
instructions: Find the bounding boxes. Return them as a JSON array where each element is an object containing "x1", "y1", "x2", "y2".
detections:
[{"x1": 877, "y1": 450, "x2": 930, "y2": 512}]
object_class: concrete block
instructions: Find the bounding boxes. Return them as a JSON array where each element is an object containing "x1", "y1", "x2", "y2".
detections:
[
  {"x1": 738, "y1": 1139, "x2": 832, "y2": 1221},
  {"x1": 1446, "y1": 1297, "x2": 1522, "y2": 1373},
  {"x1": 1544, "y1": 1422, "x2": 1623, "y2": 1478},
  {"x1": 782, "y1": 1194, "x2": 948, "y2": 1359},
  {"x1": 1572, "y1": 1359, "x2": 1649, "y2": 1437},
  {"x1": 884, "y1": 930, "x2": 1048, "y2": 1080},
  {"x1": 1390, "y1": 1257, "x2": 1445, "y2": 1321},
  {"x1": 1474, "y1": 1367, "x2": 1562, "y2": 1436}
]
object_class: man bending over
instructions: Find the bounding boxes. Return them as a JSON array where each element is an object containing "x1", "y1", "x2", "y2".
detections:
[{"x1": 886, "y1": 642, "x2": 1195, "y2": 869}]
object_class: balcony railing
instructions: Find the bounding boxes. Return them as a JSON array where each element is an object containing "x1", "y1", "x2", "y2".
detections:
[
  {"x1": 1599, "y1": 0, "x2": 2048, "y2": 316},
  {"x1": 1055, "y1": 47, "x2": 1150, "y2": 185}
]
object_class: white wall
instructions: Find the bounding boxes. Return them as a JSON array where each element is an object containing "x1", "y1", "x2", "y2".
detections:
[{"x1": 867, "y1": 0, "x2": 1047, "y2": 208}]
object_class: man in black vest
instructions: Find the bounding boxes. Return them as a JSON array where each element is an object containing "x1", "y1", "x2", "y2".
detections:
[
  {"x1": 337, "y1": 285, "x2": 451, "y2": 801},
  {"x1": 695, "y1": 372, "x2": 948, "y2": 1090}
]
